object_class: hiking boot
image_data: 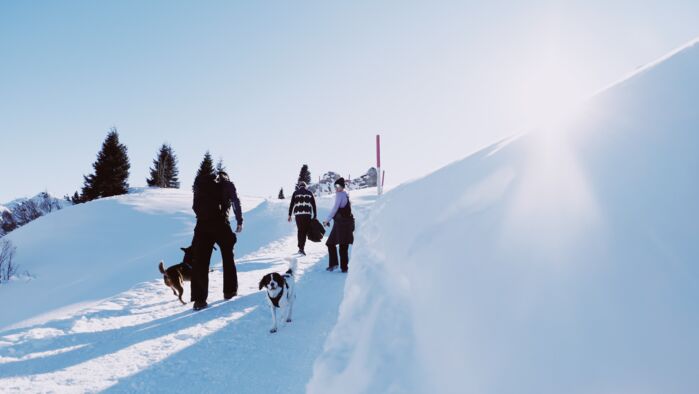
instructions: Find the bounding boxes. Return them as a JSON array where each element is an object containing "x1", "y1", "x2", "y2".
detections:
[
  {"x1": 326, "y1": 265, "x2": 338, "y2": 272},
  {"x1": 341, "y1": 269, "x2": 348, "y2": 273},
  {"x1": 297, "y1": 249, "x2": 306, "y2": 256},
  {"x1": 223, "y1": 292, "x2": 237, "y2": 300},
  {"x1": 193, "y1": 301, "x2": 208, "y2": 311}
]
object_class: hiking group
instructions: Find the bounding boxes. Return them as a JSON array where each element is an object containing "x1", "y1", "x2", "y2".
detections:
[{"x1": 190, "y1": 170, "x2": 355, "y2": 311}]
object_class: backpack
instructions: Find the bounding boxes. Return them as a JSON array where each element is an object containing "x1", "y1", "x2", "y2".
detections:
[{"x1": 192, "y1": 175, "x2": 223, "y2": 221}]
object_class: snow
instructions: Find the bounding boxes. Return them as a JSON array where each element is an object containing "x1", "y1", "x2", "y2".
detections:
[
  {"x1": 308, "y1": 40, "x2": 699, "y2": 393},
  {"x1": 0, "y1": 187, "x2": 377, "y2": 392},
  {"x1": 2, "y1": 35, "x2": 698, "y2": 394},
  {"x1": 1, "y1": 188, "x2": 266, "y2": 329}
]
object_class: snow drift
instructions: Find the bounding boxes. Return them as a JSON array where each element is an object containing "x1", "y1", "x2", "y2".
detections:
[{"x1": 309, "y1": 39, "x2": 699, "y2": 393}]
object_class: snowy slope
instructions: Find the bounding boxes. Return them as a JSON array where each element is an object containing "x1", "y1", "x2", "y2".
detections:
[
  {"x1": 0, "y1": 188, "x2": 267, "y2": 329},
  {"x1": 0, "y1": 187, "x2": 377, "y2": 392},
  {"x1": 309, "y1": 40, "x2": 699, "y2": 393}
]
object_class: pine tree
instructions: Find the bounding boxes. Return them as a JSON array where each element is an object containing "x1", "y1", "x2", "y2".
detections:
[
  {"x1": 196, "y1": 151, "x2": 216, "y2": 180},
  {"x1": 79, "y1": 128, "x2": 130, "y2": 202},
  {"x1": 70, "y1": 191, "x2": 82, "y2": 204},
  {"x1": 278, "y1": 188, "x2": 285, "y2": 199},
  {"x1": 297, "y1": 164, "x2": 311, "y2": 186},
  {"x1": 147, "y1": 144, "x2": 180, "y2": 188},
  {"x1": 216, "y1": 158, "x2": 226, "y2": 174}
]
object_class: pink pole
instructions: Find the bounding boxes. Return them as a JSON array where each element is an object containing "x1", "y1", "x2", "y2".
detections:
[{"x1": 376, "y1": 134, "x2": 382, "y2": 195}]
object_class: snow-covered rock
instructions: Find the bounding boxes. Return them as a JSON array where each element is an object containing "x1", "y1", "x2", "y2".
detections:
[
  {"x1": 0, "y1": 192, "x2": 71, "y2": 237},
  {"x1": 309, "y1": 168, "x2": 378, "y2": 194},
  {"x1": 308, "y1": 38, "x2": 699, "y2": 393}
]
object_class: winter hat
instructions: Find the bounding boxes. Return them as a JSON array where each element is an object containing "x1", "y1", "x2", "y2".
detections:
[{"x1": 334, "y1": 177, "x2": 346, "y2": 188}]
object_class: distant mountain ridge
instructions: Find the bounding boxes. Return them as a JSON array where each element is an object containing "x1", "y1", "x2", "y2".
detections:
[
  {"x1": 0, "y1": 192, "x2": 71, "y2": 237},
  {"x1": 308, "y1": 167, "x2": 378, "y2": 194}
]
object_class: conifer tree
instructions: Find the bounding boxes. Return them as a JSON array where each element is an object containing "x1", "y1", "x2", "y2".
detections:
[
  {"x1": 196, "y1": 151, "x2": 216, "y2": 180},
  {"x1": 147, "y1": 144, "x2": 180, "y2": 188},
  {"x1": 278, "y1": 188, "x2": 285, "y2": 199},
  {"x1": 79, "y1": 128, "x2": 130, "y2": 202},
  {"x1": 297, "y1": 164, "x2": 311, "y2": 186},
  {"x1": 216, "y1": 158, "x2": 226, "y2": 174}
]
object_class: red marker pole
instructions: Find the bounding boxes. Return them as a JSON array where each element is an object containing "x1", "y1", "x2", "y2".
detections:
[{"x1": 376, "y1": 134, "x2": 382, "y2": 195}]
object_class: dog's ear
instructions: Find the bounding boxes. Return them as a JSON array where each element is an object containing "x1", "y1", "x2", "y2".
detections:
[
  {"x1": 158, "y1": 261, "x2": 166, "y2": 274},
  {"x1": 180, "y1": 247, "x2": 187, "y2": 252},
  {"x1": 273, "y1": 273, "x2": 285, "y2": 286},
  {"x1": 259, "y1": 274, "x2": 271, "y2": 290}
]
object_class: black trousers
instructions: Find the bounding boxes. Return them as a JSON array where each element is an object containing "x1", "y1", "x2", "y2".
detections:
[
  {"x1": 191, "y1": 219, "x2": 237, "y2": 303},
  {"x1": 295, "y1": 215, "x2": 311, "y2": 250},
  {"x1": 328, "y1": 244, "x2": 350, "y2": 271}
]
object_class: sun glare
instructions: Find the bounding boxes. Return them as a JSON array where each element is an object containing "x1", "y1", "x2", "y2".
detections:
[{"x1": 512, "y1": 52, "x2": 591, "y2": 130}]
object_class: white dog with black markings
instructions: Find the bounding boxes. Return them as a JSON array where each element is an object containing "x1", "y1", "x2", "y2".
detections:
[{"x1": 258, "y1": 257, "x2": 297, "y2": 333}]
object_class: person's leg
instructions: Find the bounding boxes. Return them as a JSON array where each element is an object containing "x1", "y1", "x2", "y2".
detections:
[
  {"x1": 295, "y1": 216, "x2": 305, "y2": 251},
  {"x1": 296, "y1": 215, "x2": 310, "y2": 252},
  {"x1": 327, "y1": 244, "x2": 339, "y2": 268},
  {"x1": 339, "y1": 244, "x2": 350, "y2": 272},
  {"x1": 191, "y1": 223, "x2": 215, "y2": 304},
  {"x1": 216, "y1": 222, "x2": 238, "y2": 297}
]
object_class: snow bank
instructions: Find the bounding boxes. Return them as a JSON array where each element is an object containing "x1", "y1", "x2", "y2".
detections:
[
  {"x1": 0, "y1": 188, "x2": 271, "y2": 329},
  {"x1": 308, "y1": 40, "x2": 699, "y2": 393}
]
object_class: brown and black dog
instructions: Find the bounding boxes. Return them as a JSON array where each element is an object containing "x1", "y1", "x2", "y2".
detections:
[{"x1": 158, "y1": 246, "x2": 215, "y2": 304}]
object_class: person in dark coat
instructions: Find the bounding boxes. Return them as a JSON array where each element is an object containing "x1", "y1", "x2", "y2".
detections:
[
  {"x1": 190, "y1": 171, "x2": 243, "y2": 311},
  {"x1": 323, "y1": 178, "x2": 355, "y2": 272},
  {"x1": 288, "y1": 181, "x2": 317, "y2": 255}
]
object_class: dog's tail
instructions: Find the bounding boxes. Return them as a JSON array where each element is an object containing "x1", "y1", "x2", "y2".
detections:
[
  {"x1": 158, "y1": 260, "x2": 166, "y2": 274},
  {"x1": 285, "y1": 257, "x2": 298, "y2": 275}
]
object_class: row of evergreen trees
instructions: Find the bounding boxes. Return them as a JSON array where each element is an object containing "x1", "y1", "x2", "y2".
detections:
[
  {"x1": 71, "y1": 128, "x2": 313, "y2": 204},
  {"x1": 71, "y1": 128, "x2": 222, "y2": 204}
]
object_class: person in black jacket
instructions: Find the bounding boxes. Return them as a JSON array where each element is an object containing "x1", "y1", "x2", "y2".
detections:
[
  {"x1": 288, "y1": 181, "x2": 317, "y2": 256},
  {"x1": 190, "y1": 171, "x2": 243, "y2": 311}
]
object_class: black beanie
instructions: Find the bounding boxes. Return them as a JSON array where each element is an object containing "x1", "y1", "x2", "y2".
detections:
[{"x1": 334, "y1": 177, "x2": 346, "y2": 188}]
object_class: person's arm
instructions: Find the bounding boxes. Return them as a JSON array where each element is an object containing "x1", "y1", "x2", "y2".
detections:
[
  {"x1": 311, "y1": 193, "x2": 317, "y2": 220},
  {"x1": 288, "y1": 191, "x2": 295, "y2": 217},
  {"x1": 325, "y1": 192, "x2": 345, "y2": 223},
  {"x1": 229, "y1": 182, "x2": 244, "y2": 226}
]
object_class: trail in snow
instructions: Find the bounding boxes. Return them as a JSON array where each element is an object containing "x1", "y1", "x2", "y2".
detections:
[
  {"x1": 0, "y1": 190, "x2": 376, "y2": 393},
  {"x1": 0, "y1": 235, "x2": 345, "y2": 393}
]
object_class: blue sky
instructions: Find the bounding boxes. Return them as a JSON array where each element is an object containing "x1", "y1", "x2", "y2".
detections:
[{"x1": 1, "y1": 0, "x2": 698, "y2": 202}]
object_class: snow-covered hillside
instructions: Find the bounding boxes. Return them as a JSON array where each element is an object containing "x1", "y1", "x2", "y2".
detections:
[
  {"x1": 309, "y1": 39, "x2": 699, "y2": 393},
  {"x1": 0, "y1": 192, "x2": 70, "y2": 237},
  {"x1": 0, "y1": 188, "x2": 268, "y2": 329},
  {"x1": 0, "y1": 187, "x2": 377, "y2": 392}
]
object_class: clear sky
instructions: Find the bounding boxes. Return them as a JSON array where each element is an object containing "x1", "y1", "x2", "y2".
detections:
[{"x1": 1, "y1": 0, "x2": 698, "y2": 202}]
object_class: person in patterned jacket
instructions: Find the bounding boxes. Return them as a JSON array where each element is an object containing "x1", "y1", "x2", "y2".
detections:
[{"x1": 288, "y1": 181, "x2": 317, "y2": 255}]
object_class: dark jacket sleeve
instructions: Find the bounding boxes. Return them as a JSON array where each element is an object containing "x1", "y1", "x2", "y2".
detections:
[
  {"x1": 225, "y1": 182, "x2": 244, "y2": 225},
  {"x1": 288, "y1": 191, "x2": 296, "y2": 216},
  {"x1": 311, "y1": 193, "x2": 317, "y2": 219}
]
